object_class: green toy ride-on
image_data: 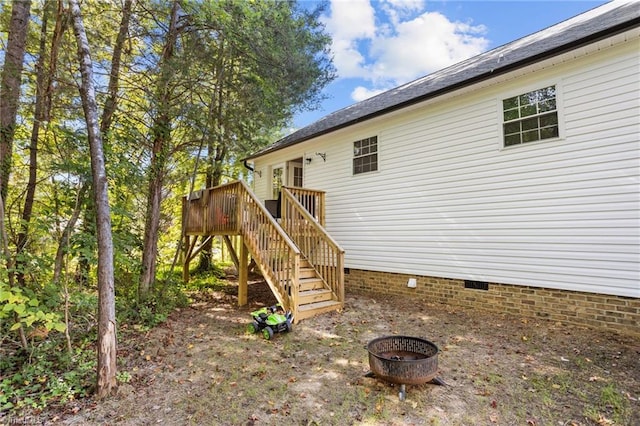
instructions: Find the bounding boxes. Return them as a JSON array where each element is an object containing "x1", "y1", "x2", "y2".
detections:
[{"x1": 247, "y1": 304, "x2": 293, "y2": 340}]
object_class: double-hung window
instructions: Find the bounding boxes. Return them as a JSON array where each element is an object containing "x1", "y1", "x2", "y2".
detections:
[
  {"x1": 502, "y1": 85, "x2": 558, "y2": 147},
  {"x1": 353, "y1": 136, "x2": 378, "y2": 175}
]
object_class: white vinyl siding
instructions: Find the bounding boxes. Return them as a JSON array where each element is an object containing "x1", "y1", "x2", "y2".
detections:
[{"x1": 253, "y1": 33, "x2": 639, "y2": 298}]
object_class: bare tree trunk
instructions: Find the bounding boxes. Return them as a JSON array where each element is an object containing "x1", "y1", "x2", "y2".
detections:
[
  {"x1": 16, "y1": 1, "x2": 52, "y2": 286},
  {"x1": 0, "y1": 195, "x2": 27, "y2": 349},
  {"x1": 30, "y1": 1, "x2": 70, "y2": 284},
  {"x1": 0, "y1": 3, "x2": 28, "y2": 341},
  {"x1": 61, "y1": 0, "x2": 130, "y2": 290},
  {"x1": 63, "y1": 278, "x2": 72, "y2": 354},
  {"x1": 69, "y1": 0, "x2": 117, "y2": 398},
  {"x1": 139, "y1": 1, "x2": 180, "y2": 299},
  {"x1": 53, "y1": 183, "x2": 87, "y2": 283},
  {"x1": 139, "y1": 162, "x2": 163, "y2": 298},
  {"x1": 0, "y1": 0, "x2": 31, "y2": 202},
  {"x1": 45, "y1": 0, "x2": 68, "y2": 121}
]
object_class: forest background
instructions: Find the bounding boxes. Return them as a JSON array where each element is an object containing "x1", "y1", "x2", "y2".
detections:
[{"x1": 0, "y1": 0, "x2": 334, "y2": 412}]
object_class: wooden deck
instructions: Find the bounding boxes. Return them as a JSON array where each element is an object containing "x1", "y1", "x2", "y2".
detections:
[{"x1": 181, "y1": 181, "x2": 344, "y2": 322}]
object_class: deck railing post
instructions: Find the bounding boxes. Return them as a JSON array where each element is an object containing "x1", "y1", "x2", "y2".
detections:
[
  {"x1": 238, "y1": 239, "x2": 248, "y2": 306},
  {"x1": 202, "y1": 188, "x2": 210, "y2": 234},
  {"x1": 319, "y1": 192, "x2": 325, "y2": 226},
  {"x1": 337, "y1": 251, "x2": 345, "y2": 308},
  {"x1": 291, "y1": 252, "x2": 300, "y2": 322},
  {"x1": 182, "y1": 235, "x2": 191, "y2": 283},
  {"x1": 235, "y1": 183, "x2": 242, "y2": 234}
]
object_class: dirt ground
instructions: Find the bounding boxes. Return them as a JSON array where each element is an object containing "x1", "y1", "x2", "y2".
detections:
[{"x1": 36, "y1": 276, "x2": 640, "y2": 425}]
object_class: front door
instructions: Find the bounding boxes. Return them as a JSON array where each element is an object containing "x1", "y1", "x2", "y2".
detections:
[
  {"x1": 289, "y1": 159, "x2": 303, "y2": 188},
  {"x1": 272, "y1": 159, "x2": 303, "y2": 198}
]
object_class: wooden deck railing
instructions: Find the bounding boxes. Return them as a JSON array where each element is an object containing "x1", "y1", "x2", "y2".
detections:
[
  {"x1": 182, "y1": 183, "x2": 241, "y2": 235},
  {"x1": 284, "y1": 186, "x2": 325, "y2": 226},
  {"x1": 183, "y1": 181, "x2": 301, "y2": 318},
  {"x1": 281, "y1": 187, "x2": 344, "y2": 307}
]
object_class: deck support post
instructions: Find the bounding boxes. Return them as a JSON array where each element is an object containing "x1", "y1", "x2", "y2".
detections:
[
  {"x1": 182, "y1": 235, "x2": 191, "y2": 283},
  {"x1": 238, "y1": 238, "x2": 248, "y2": 306}
]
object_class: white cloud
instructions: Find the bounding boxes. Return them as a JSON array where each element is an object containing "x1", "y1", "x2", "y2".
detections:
[
  {"x1": 322, "y1": 0, "x2": 376, "y2": 78},
  {"x1": 381, "y1": 0, "x2": 426, "y2": 26},
  {"x1": 370, "y1": 12, "x2": 488, "y2": 83},
  {"x1": 351, "y1": 86, "x2": 387, "y2": 102},
  {"x1": 323, "y1": 0, "x2": 489, "y2": 101}
]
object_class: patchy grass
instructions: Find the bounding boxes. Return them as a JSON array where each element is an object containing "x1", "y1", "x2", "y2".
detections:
[
  {"x1": 9, "y1": 277, "x2": 639, "y2": 426},
  {"x1": 583, "y1": 382, "x2": 631, "y2": 425}
]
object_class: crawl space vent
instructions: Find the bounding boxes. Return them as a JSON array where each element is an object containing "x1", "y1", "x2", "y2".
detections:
[{"x1": 464, "y1": 280, "x2": 489, "y2": 291}]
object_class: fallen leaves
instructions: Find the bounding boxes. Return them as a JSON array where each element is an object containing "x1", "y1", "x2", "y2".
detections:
[
  {"x1": 596, "y1": 414, "x2": 614, "y2": 425},
  {"x1": 475, "y1": 388, "x2": 492, "y2": 396},
  {"x1": 63, "y1": 291, "x2": 639, "y2": 426}
]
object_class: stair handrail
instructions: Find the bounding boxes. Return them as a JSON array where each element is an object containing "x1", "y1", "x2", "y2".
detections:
[
  {"x1": 236, "y1": 181, "x2": 302, "y2": 319},
  {"x1": 235, "y1": 181, "x2": 299, "y2": 250},
  {"x1": 281, "y1": 187, "x2": 345, "y2": 307}
]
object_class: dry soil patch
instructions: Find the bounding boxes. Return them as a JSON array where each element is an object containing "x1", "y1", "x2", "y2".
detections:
[{"x1": 50, "y1": 278, "x2": 640, "y2": 425}]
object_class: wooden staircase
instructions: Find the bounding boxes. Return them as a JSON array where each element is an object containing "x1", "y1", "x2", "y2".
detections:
[
  {"x1": 297, "y1": 258, "x2": 342, "y2": 321},
  {"x1": 181, "y1": 181, "x2": 344, "y2": 323}
]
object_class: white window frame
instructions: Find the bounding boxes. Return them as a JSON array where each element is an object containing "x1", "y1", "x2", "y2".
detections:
[
  {"x1": 498, "y1": 81, "x2": 564, "y2": 149},
  {"x1": 353, "y1": 135, "x2": 379, "y2": 175}
]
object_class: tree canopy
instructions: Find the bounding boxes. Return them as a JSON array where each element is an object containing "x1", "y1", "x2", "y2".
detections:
[{"x1": 0, "y1": 0, "x2": 334, "y2": 406}]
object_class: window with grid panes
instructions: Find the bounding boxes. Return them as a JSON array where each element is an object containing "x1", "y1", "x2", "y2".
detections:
[
  {"x1": 353, "y1": 136, "x2": 378, "y2": 175},
  {"x1": 293, "y1": 165, "x2": 303, "y2": 187},
  {"x1": 502, "y1": 86, "x2": 558, "y2": 147},
  {"x1": 272, "y1": 167, "x2": 283, "y2": 199}
]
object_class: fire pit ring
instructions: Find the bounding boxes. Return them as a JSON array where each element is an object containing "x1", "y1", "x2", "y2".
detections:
[{"x1": 367, "y1": 335, "x2": 439, "y2": 400}]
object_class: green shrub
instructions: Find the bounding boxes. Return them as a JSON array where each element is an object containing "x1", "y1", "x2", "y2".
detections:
[
  {"x1": 115, "y1": 271, "x2": 189, "y2": 330},
  {"x1": 0, "y1": 283, "x2": 66, "y2": 336},
  {"x1": 0, "y1": 340, "x2": 95, "y2": 412}
]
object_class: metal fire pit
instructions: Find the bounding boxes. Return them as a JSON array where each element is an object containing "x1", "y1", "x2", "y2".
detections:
[{"x1": 367, "y1": 335, "x2": 439, "y2": 400}]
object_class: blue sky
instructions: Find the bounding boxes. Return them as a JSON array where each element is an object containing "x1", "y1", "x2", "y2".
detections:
[{"x1": 292, "y1": 0, "x2": 608, "y2": 129}]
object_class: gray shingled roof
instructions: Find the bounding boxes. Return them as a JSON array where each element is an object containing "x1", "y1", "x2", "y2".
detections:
[{"x1": 246, "y1": 1, "x2": 640, "y2": 160}]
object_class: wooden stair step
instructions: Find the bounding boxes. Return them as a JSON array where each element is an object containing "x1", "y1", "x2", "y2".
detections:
[
  {"x1": 299, "y1": 267, "x2": 317, "y2": 279},
  {"x1": 296, "y1": 300, "x2": 342, "y2": 322},
  {"x1": 299, "y1": 277, "x2": 324, "y2": 291},
  {"x1": 298, "y1": 288, "x2": 333, "y2": 305}
]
